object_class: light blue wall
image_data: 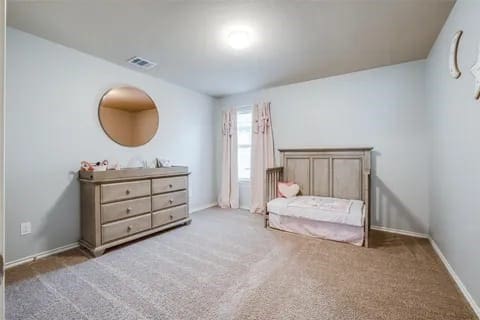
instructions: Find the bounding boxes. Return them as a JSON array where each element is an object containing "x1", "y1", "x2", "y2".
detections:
[{"x1": 426, "y1": 0, "x2": 480, "y2": 309}]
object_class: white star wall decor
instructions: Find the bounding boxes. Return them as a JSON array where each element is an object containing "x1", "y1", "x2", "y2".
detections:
[{"x1": 472, "y1": 44, "x2": 480, "y2": 100}]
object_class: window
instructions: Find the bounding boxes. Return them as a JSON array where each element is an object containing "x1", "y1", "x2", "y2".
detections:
[{"x1": 237, "y1": 108, "x2": 252, "y2": 181}]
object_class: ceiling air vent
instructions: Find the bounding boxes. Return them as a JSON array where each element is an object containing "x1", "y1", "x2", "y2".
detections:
[{"x1": 127, "y1": 56, "x2": 157, "y2": 70}]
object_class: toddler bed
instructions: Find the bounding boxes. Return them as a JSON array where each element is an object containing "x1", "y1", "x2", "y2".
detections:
[{"x1": 265, "y1": 147, "x2": 372, "y2": 247}]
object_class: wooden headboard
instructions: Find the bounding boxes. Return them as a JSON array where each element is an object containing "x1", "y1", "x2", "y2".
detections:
[{"x1": 266, "y1": 146, "x2": 373, "y2": 244}]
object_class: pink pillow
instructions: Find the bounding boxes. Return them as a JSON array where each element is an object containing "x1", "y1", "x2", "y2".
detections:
[{"x1": 277, "y1": 181, "x2": 300, "y2": 198}]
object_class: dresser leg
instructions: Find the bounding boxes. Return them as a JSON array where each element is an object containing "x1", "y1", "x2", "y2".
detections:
[
  {"x1": 92, "y1": 248, "x2": 105, "y2": 257},
  {"x1": 185, "y1": 219, "x2": 192, "y2": 225}
]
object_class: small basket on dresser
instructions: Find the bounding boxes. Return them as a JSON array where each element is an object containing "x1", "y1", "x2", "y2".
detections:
[{"x1": 78, "y1": 166, "x2": 191, "y2": 256}]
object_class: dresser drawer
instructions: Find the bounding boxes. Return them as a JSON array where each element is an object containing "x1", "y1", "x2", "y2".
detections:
[
  {"x1": 101, "y1": 180, "x2": 151, "y2": 203},
  {"x1": 101, "y1": 197, "x2": 151, "y2": 224},
  {"x1": 152, "y1": 205, "x2": 188, "y2": 227},
  {"x1": 152, "y1": 190, "x2": 187, "y2": 211},
  {"x1": 101, "y1": 213, "x2": 151, "y2": 244},
  {"x1": 152, "y1": 176, "x2": 187, "y2": 194}
]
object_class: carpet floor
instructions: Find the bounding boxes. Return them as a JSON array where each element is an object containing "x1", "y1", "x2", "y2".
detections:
[{"x1": 6, "y1": 208, "x2": 478, "y2": 320}]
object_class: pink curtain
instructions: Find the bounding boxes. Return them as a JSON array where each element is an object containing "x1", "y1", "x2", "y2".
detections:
[
  {"x1": 218, "y1": 109, "x2": 239, "y2": 208},
  {"x1": 250, "y1": 102, "x2": 274, "y2": 214}
]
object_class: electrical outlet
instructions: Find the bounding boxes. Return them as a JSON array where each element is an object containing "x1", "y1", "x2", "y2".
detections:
[{"x1": 20, "y1": 222, "x2": 31, "y2": 235}]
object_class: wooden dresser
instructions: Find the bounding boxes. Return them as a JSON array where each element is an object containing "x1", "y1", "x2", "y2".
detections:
[{"x1": 78, "y1": 166, "x2": 191, "y2": 256}]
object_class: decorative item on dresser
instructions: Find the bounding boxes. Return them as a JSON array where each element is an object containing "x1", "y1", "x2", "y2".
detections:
[{"x1": 79, "y1": 166, "x2": 191, "y2": 256}]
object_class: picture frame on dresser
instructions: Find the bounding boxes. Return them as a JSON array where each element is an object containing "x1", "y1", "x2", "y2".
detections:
[{"x1": 78, "y1": 166, "x2": 191, "y2": 257}]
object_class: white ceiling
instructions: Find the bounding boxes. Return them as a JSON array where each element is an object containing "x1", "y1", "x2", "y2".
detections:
[{"x1": 7, "y1": 0, "x2": 455, "y2": 97}]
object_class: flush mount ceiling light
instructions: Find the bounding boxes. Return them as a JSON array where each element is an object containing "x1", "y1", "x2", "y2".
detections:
[{"x1": 227, "y1": 29, "x2": 253, "y2": 50}]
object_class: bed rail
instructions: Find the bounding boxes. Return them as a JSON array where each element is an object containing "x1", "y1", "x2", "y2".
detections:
[
  {"x1": 266, "y1": 167, "x2": 284, "y2": 202},
  {"x1": 265, "y1": 167, "x2": 283, "y2": 228}
]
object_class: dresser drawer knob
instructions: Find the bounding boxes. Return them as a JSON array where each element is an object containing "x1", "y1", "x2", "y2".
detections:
[
  {"x1": 127, "y1": 225, "x2": 132, "y2": 232},
  {"x1": 169, "y1": 184, "x2": 173, "y2": 188},
  {"x1": 169, "y1": 199, "x2": 174, "y2": 204},
  {"x1": 126, "y1": 207, "x2": 132, "y2": 213},
  {"x1": 125, "y1": 189, "x2": 131, "y2": 195},
  {"x1": 169, "y1": 214, "x2": 173, "y2": 220}
]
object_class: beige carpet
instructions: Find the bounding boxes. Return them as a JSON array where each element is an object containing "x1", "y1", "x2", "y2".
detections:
[{"x1": 6, "y1": 207, "x2": 478, "y2": 320}]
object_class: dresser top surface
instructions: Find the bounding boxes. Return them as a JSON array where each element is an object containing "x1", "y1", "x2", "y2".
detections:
[{"x1": 79, "y1": 166, "x2": 189, "y2": 183}]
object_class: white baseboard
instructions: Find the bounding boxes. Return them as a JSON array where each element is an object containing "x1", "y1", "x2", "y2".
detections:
[
  {"x1": 429, "y1": 238, "x2": 480, "y2": 317},
  {"x1": 5, "y1": 242, "x2": 80, "y2": 269},
  {"x1": 371, "y1": 225, "x2": 429, "y2": 238},
  {"x1": 190, "y1": 202, "x2": 217, "y2": 213}
]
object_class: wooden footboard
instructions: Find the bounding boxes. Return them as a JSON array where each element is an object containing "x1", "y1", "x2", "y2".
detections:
[{"x1": 265, "y1": 167, "x2": 283, "y2": 227}]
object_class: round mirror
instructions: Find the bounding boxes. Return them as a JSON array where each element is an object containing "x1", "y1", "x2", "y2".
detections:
[{"x1": 98, "y1": 86, "x2": 159, "y2": 147}]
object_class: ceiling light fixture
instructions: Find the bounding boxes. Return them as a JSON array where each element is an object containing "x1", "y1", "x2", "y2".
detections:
[{"x1": 227, "y1": 30, "x2": 252, "y2": 50}]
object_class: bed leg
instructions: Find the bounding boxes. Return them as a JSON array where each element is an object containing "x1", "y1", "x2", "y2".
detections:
[{"x1": 264, "y1": 212, "x2": 269, "y2": 228}]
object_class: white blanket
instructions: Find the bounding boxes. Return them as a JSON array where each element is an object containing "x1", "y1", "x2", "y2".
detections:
[
  {"x1": 268, "y1": 196, "x2": 365, "y2": 227},
  {"x1": 287, "y1": 197, "x2": 353, "y2": 213}
]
